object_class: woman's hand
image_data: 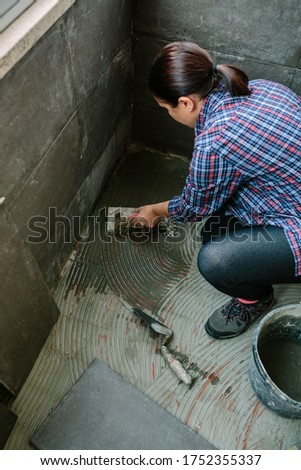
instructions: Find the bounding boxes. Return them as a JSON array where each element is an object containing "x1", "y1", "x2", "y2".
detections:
[{"x1": 130, "y1": 201, "x2": 171, "y2": 228}]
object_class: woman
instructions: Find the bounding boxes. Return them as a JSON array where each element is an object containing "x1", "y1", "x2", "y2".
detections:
[{"x1": 132, "y1": 41, "x2": 301, "y2": 339}]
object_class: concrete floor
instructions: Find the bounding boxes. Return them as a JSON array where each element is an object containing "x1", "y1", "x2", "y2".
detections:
[{"x1": 6, "y1": 145, "x2": 301, "y2": 449}]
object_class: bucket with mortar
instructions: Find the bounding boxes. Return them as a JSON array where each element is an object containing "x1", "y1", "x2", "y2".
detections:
[{"x1": 249, "y1": 303, "x2": 301, "y2": 418}]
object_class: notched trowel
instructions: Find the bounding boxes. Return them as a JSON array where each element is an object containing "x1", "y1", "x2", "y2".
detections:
[
  {"x1": 132, "y1": 307, "x2": 194, "y2": 385},
  {"x1": 106, "y1": 207, "x2": 169, "y2": 236}
]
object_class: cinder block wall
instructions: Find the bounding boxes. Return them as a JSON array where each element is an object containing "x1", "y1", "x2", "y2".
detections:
[
  {"x1": 132, "y1": 0, "x2": 301, "y2": 155},
  {"x1": 0, "y1": 0, "x2": 132, "y2": 287}
]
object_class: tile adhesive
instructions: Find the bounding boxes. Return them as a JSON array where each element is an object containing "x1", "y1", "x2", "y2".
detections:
[{"x1": 6, "y1": 147, "x2": 301, "y2": 449}]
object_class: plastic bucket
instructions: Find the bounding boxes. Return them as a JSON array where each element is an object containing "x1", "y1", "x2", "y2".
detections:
[{"x1": 249, "y1": 303, "x2": 301, "y2": 418}]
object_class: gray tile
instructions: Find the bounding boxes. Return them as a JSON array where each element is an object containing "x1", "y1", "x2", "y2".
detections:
[
  {"x1": 39, "y1": 179, "x2": 91, "y2": 288},
  {"x1": 0, "y1": 19, "x2": 76, "y2": 200},
  {"x1": 97, "y1": 147, "x2": 190, "y2": 209},
  {"x1": 37, "y1": 112, "x2": 131, "y2": 285},
  {"x1": 37, "y1": 112, "x2": 131, "y2": 286},
  {"x1": 10, "y1": 112, "x2": 84, "y2": 243},
  {"x1": 9, "y1": 110, "x2": 87, "y2": 283},
  {"x1": 133, "y1": 36, "x2": 164, "y2": 108},
  {"x1": 10, "y1": 114, "x2": 84, "y2": 232},
  {"x1": 0, "y1": 403, "x2": 17, "y2": 449},
  {"x1": 22, "y1": 178, "x2": 90, "y2": 288},
  {"x1": 133, "y1": 0, "x2": 301, "y2": 67},
  {"x1": 0, "y1": 208, "x2": 59, "y2": 394},
  {"x1": 31, "y1": 358, "x2": 215, "y2": 450},
  {"x1": 212, "y1": 53, "x2": 295, "y2": 86},
  {"x1": 65, "y1": 0, "x2": 132, "y2": 103},
  {"x1": 133, "y1": 104, "x2": 194, "y2": 156},
  {"x1": 291, "y1": 69, "x2": 301, "y2": 96},
  {"x1": 85, "y1": 110, "x2": 132, "y2": 210},
  {"x1": 78, "y1": 42, "x2": 132, "y2": 176}
]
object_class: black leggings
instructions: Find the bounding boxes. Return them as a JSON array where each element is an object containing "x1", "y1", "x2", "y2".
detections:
[{"x1": 197, "y1": 208, "x2": 301, "y2": 300}]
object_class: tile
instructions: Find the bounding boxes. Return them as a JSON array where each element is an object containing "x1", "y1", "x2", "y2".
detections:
[
  {"x1": 31, "y1": 358, "x2": 215, "y2": 450},
  {"x1": 291, "y1": 69, "x2": 301, "y2": 96},
  {"x1": 0, "y1": 19, "x2": 76, "y2": 200},
  {"x1": 85, "y1": 110, "x2": 132, "y2": 210},
  {"x1": 0, "y1": 403, "x2": 17, "y2": 449},
  {"x1": 9, "y1": 112, "x2": 87, "y2": 283},
  {"x1": 65, "y1": 0, "x2": 132, "y2": 103},
  {"x1": 0, "y1": 208, "x2": 59, "y2": 394},
  {"x1": 133, "y1": 104, "x2": 194, "y2": 155},
  {"x1": 133, "y1": 0, "x2": 301, "y2": 67},
  {"x1": 30, "y1": 179, "x2": 91, "y2": 287},
  {"x1": 10, "y1": 113, "x2": 83, "y2": 236},
  {"x1": 78, "y1": 42, "x2": 132, "y2": 175},
  {"x1": 10, "y1": 113, "x2": 83, "y2": 235}
]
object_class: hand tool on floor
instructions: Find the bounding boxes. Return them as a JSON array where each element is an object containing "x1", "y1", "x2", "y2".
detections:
[
  {"x1": 106, "y1": 207, "x2": 168, "y2": 235},
  {"x1": 108, "y1": 209, "x2": 191, "y2": 383},
  {"x1": 132, "y1": 307, "x2": 193, "y2": 385}
]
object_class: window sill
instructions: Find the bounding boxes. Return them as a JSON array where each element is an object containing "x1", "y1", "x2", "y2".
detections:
[{"x1": 0, "y1": 0, "x2": 75, "y2": 79}]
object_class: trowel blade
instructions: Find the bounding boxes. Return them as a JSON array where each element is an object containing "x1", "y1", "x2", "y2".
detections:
[
  {"x1": 132, "y1": 308, "x2": 173, "y2": 337},
  {"x1": 106, "y1": 206, "x2": 168, "y2": 235},
  {"x1": 106, "y1": 207, "x2": 138, "y2": 235}
]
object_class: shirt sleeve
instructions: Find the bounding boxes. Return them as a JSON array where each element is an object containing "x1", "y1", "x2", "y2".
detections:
[{"x1": 168, "y1": 146, "x2": 245, "y2": 222}]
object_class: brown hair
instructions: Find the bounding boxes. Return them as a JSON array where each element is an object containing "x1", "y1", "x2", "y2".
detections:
[{"x1": 149, "y1": 42, "x2": 250, "y2": 107}]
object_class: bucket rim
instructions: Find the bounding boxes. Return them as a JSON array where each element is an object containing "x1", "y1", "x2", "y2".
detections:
[{"x1": 253, "y1": 302, "x2": 301, "y2": 337}]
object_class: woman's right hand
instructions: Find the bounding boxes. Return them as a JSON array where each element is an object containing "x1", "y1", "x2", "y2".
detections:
[{"x1": 129, "y1": 201, "x2": 171, "y2": 228}]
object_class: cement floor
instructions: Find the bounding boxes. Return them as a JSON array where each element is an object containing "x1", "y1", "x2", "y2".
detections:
[{"x1": 6, "y1": 144, "x2": 301, "y2": 449}]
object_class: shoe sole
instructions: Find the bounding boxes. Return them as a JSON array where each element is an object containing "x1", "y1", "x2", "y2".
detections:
[
  {"x1": 205, "y1": 320, "x2": 249, "y2": 339},
  {"x1": 204, "y1": 298, "x2": 275, "y2": 340}
]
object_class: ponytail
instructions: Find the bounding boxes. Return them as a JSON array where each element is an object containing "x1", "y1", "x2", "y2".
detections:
[
  {"x1": 149, "y1": 42, "x2": 250, "y2": 106},
  {"x1": 213, "y1": 64, "x2": 250, "y2": 97}
]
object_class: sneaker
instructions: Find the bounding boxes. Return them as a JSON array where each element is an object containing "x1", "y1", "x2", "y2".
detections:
[{"x1": 205, "y1": 291, "x2": 274, "y2": 339}]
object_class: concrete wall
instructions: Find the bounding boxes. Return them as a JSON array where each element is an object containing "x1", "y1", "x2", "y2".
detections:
[
  {"x1": 1, "y1": 0, "x2": 132, "y2": 287},
  {"x1": 132, "y1": 0, "x2": 301, "y2": 155}
]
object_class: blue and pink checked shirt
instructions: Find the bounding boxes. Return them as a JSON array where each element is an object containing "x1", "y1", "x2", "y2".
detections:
[{"x1": 168, "y1": 80, "x2": 301, "y2": 276}]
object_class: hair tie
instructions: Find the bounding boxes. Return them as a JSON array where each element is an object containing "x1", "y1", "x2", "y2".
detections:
[{"x1": 211, "y1": 63, "x2": 218, "y2": 74}]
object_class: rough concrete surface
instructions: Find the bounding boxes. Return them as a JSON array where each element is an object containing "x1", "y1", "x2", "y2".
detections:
[{"x1": 6, "y1": 147, "x2": 301, "y2": 450}]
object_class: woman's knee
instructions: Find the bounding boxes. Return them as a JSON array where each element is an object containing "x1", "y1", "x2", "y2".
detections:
[{"x1": 197, "y1": 242, "x2": 225, "y2": 285}]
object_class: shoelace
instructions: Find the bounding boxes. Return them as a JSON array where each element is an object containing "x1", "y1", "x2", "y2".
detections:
[{"x1": 221, "y1": 298, "x2": 250, "y2": 324}]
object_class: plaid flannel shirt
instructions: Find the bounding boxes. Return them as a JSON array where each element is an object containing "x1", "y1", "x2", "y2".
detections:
[{"x1": 168, "y1": 80, "x2": 301, "y2": 276}]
